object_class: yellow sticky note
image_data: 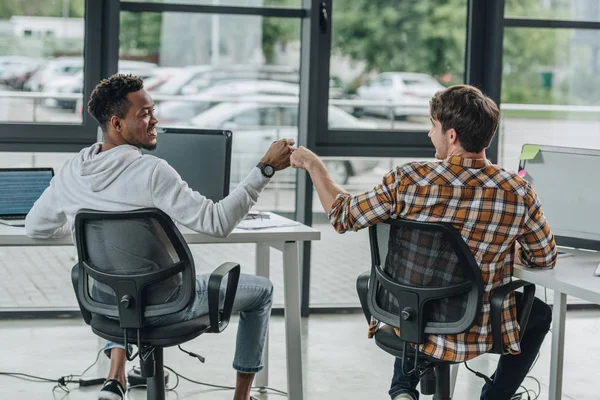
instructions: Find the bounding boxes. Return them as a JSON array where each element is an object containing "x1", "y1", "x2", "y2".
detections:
[{"x1": 519, "y1": 145, "x2": 540, "y2": 160}]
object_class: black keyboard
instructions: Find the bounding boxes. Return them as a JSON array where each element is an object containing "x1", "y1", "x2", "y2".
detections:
[{"x1": 1, "y1": 215, "x2": 24, "y2": 220}]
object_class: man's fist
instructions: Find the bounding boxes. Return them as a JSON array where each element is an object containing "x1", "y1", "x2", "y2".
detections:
[{"x1": 260, "y1": 139, "x2": 295, "y2": 171}]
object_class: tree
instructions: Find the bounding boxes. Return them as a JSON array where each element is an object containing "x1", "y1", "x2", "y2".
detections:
[
  {"x1": 331, "y1": 0, "x2": 466, "y2": 82},
  {"x1": 0, "y1": 0, "x2": 84, "y2": 19},
  {"x1": 261, "y1": 0, "x2": 298, "y2": 64},
  {"x1": 119, "y1": 12, "x2": 163, "y2": 60}
]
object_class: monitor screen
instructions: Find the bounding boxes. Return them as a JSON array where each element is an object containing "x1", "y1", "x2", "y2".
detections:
[
  {"x1": 143, "y1": 128, "x2": 232, "y2": 202},
  {"x1": 0, "y1": 169, "x2": 54, "y2": 216},
  {"x1": 521, "y1": 145, "x2": 600, "y2": 249}
]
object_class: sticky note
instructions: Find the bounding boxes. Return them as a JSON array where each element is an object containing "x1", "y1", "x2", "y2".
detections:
[
  {"x1": 519, "y1": 145, "x2": 540, "y2": 160},
  {"x1": 517, "y1": 169, "x2": 526, "y2": 177}
]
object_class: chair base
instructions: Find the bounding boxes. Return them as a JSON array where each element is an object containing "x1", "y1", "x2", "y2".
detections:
[{"x1": 128, "y1": 365, "x2": 170, "y2": 387}]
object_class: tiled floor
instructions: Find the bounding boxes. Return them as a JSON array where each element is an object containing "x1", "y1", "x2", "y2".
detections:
[{"x1": 0, "y1": 310, "x2": 598, "y2": 399}]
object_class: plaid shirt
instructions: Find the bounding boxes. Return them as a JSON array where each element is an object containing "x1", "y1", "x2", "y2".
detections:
[{"x1": 329, "y1": 156, "x2": 557, "y2": 362}]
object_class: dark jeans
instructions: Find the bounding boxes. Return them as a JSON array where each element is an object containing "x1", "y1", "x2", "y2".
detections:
[{"x1": 389, "y1": 293, "x2": 552, "y2": 400}]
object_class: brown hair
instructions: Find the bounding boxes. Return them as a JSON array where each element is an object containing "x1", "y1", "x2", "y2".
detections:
[
  {"x1": 429, "y1": 85, "x2": 500, "y2": 153},
  {"x1": 88, "y1": 74, "x2": 144, "y2": 131}
]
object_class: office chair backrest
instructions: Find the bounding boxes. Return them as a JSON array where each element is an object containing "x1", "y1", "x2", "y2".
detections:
[
  {"x1": 74, "y1": 208, "x2": 196, "y2": 329},
  {"x1": 368, "y1": 219, "x2": 483, "y2": 344}
]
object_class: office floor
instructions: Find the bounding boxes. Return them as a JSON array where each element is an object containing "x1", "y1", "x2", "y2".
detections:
[{"x1": 0, "y1": 310, "x2": 598, "y2": 400}]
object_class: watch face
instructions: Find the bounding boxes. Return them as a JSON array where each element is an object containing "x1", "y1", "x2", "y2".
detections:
[{"x1": 264, "y1": 165, "x2": 275, "y2": 176}]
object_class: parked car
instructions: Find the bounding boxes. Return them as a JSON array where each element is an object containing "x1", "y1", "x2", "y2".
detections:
[
  {"x1": 156, "y1": 80, "x2": 300, "y2": 123},
  {"x1": 24, "y1": 57, "x2": 83, "y2": 92},
  {"x1": 354, "y1": 72, "x2": 445, "y2": 119},
  {"x1": 150, "y1": 64, "x2": 299, "y2": 96},
  {"x1": 186, "y1": 95, "x2": 380, "y2": 184},
  {"x1": 44, "y1": 60, "x2": 157, "y2": 110}
]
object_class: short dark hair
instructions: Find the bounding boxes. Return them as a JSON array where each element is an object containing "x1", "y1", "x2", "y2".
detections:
[
  {"x1": 87, "y1": 74, "x2": 144, "y2": 131},
  {"x1": 429, "y1": 85, "x2": 500, "y2": 153}
]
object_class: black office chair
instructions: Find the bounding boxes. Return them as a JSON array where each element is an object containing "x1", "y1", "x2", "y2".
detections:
[
  {"x1": 71, "y1": 208, "x2": 240, "y2": 400},
  {"x1": 356, "y1": 219, "x2": 536, "y2": 400}
]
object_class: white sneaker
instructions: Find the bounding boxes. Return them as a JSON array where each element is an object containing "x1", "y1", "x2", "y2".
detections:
[{"x1": 393, "y1": 394, "x2": 416, "y2": 400}]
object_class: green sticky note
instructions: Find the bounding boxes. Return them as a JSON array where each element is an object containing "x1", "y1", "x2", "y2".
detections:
[{"x1": 519, "y1": 145, "x2": 540, "y2": 160}]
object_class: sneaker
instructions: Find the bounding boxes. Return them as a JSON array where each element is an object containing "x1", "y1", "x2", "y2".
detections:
[
  {"x1": 393, "y1": 394, "x2": 416, "y2": 400},
  {"x1": 98, "y1": 379, "x2": 125, "y2": 400}
]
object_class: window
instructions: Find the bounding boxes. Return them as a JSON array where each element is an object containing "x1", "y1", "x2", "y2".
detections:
[
  {"x1": 0, "y1": 0, "x2": 85, "y2": 124},
  {"x1": 505, "y1": 0, "x2": 600, "y2": 22},
  {"x1": 326, "y1": 0, "x2": 467, "y2": 132},
  {"x1": 231, "y1": 108, "x2": 262, "y2": 126},
  {"x1": 499, "y1": 27, "x2": 600, "y2": 169}
]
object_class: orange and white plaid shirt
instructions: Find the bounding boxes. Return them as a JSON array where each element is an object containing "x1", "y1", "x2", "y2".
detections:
[{"x1": 329, "y1": 156, "x2": 557, "y2": 362}]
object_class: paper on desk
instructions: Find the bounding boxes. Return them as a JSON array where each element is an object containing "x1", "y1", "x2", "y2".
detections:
[
  {"x1": 237, "y1": 214, "x2": 301, "y2": 230},
  {"x1": 519, "y1": 145, "x2": 540, "y2": 160}
]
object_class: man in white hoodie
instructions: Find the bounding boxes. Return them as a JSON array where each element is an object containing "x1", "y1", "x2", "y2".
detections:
[{"x1": 25, "y1": 74, "x2": 294, "y2": 400}]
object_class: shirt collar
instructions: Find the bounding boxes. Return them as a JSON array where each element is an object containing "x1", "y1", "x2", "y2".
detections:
[{"x1": 446, "y1": 156, "x2": 490, "y2": 169}]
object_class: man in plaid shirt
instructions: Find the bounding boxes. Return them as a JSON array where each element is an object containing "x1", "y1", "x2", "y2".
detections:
[{"x1": 290, "y1": 85, "x2": 556, "y2": 400}]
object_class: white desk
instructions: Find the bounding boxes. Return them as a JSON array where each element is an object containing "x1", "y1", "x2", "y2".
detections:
[
  {"x1": 514, "y1": 249, "x2": 600, "y2": 400},
  {"x1": 0, "y1": 215, "x2": 320, "y2": 400}
]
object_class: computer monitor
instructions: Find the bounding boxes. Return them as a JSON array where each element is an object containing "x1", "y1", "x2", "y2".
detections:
[
  {"x1": 143, "y1": 128, "x2": 232, "y2": 202},
  {"x1": 520, "y1": 144, "x2": 600, "y2": 250},
  {"x1": 0, "y1": 168, "x2": 54, "y2": 226}
]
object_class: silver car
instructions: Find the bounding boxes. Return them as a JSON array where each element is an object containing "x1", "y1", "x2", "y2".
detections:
[{"x1": 187, "y1": 95, "x2": 381, "y2": 184}]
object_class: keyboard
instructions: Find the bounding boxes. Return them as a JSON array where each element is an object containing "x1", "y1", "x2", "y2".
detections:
[{"x1": 1, "y1": 215, "x2": 25, "y2": 220}]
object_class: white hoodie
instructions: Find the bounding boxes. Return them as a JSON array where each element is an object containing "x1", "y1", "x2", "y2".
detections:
[{"x1": 25, "y1": 143, "x2": 270, "y2": 239}]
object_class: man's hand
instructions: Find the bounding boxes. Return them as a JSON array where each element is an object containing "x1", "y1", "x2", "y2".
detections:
[
  {"x1": 514, "y1": 241, "x2": 524, "y2": 265},
  {"x1": 290, "y1": 146, "x2": 320, "y2": 171},
  {"x1": 260, "y1": 139, "x2": 295, "y2": 171}
]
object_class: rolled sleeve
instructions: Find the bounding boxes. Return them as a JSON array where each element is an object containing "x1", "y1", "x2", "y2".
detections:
[{"x1": 328, "y1": 169, "x2": 402, "y2": 233}]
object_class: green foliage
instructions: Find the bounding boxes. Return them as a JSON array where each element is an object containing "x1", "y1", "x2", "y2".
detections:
[
  {"x1": 119, "y1": 12, "x2": 163, "y2": 57},
  {"x1": 0, "y1": 0, "x2": 84, "y2": 19},
  {"x1": 331, "y1": 0, "x2": 466, "y2": 81},
  {"x1": 261, "y1": 0, "x2": 298, "y2": 64}
]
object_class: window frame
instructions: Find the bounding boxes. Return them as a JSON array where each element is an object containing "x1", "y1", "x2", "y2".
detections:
[{"x1": 0, "y1": 0, "x2": 119, "y2": 152}]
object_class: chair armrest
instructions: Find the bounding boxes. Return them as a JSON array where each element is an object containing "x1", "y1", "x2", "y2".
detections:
[
  {"x1": 490, "y1": 280, "x2": 536, "y2": 354},
  {"x1": 356, "y1": 271, "x2": 372, "y2": 324},
  {"x1": 207, "y1": 262, "x2": 241, "y2": 333},
  {"x1": 71, "y1": 265, "x2": 92, "y2": 325}
]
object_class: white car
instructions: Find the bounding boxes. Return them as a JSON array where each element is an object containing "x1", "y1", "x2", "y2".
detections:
[
  {"x1": 150, "y1": 64, "x2": 298, "y2": 96},
  {"x1": 355, "y1": 72, "x2": 445, "y2": 119},
  {"x1": 187, "y1": 96, "x2": 380, "y2": 184},
  {"x1": 156, "y1": 80, "x2": 300, "y2": 124},
  {"x1": 45, "y1": 61, "x2": 157, "y2": 109}
]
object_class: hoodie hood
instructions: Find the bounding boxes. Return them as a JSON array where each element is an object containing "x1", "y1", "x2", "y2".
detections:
[{"x1": 78, "y1": 143, "x2": 143, "y2": 192}]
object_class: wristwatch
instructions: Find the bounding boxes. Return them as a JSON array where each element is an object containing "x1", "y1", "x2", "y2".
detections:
[{"x1": 256, "y1": 162, "x2": 275, "y2": 178}]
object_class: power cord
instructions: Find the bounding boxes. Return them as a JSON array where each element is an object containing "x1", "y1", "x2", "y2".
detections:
[
  {"x1": 0, "y1": 348, "x2": 106, "y2": 398},
  {"x1": 0, "y1": 347, "x2": 288, "y2": 398},
  {"x1": 464, "y1": 356, "x2": 541, "y2": 400},
  {"x1": 164, "y1": 365, "x2": 287, "y2": 396}
]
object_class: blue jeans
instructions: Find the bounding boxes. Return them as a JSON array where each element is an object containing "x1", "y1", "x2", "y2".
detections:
[
  {"x1": 104, "y1": 273, "x2": 273, "y2": 373},
  {"x1": 389, "y1": 294, "x2": 552, "y2": 400}
]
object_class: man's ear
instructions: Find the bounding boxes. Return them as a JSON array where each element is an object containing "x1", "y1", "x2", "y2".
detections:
[
  {"x1": 447, "y1": 128, "x2": 459, "y2": 144},
  {"x1": 109, "y1": 115, "x2": 122, "y2": 132}
]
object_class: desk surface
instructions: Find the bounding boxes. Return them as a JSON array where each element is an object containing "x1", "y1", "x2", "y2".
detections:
[
  {"x1": 0, "y1": 214, "x2": 321, "y2": 246},
  {"x1": 514, "y1": 248, "x2": 600, "y2": 304}
]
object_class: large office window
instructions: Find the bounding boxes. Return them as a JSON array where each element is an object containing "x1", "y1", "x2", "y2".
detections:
[
  {"x1": 324, "y1": 0, "x2": 467, "y2": 135},
  {"x1": 117, "y1": 4, "x2": 303, "y2": 307},
  {"x1": 500, "y1": 22, "x2": 600, "y2": 169},
  {"x1": 307, "y1": 0, "x2": 468, "y2": 307},
  {"x1": 0, "y1": 1, "x2": 85, "y2": 124}
]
